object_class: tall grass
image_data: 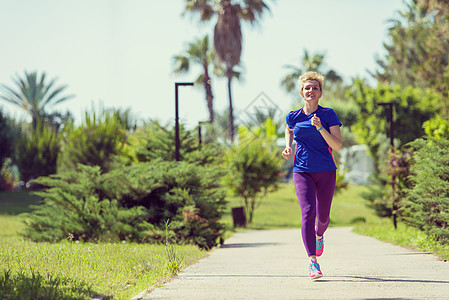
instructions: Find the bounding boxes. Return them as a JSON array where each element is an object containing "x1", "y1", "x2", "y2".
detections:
[
  {"x1": 0, "y1": 236, "x2": 205, "y2": 299},
  {"x1": 0, "y1": 191, "x2": 207, "y2": 299}
]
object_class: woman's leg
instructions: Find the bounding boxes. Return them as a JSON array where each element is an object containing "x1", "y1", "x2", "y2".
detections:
[
  {"x1": 293, "y1": 172, "x2": 317, "y2": 257},
  {"x1": 315, "y1": 170, "x2": 336, "y2": 237}
]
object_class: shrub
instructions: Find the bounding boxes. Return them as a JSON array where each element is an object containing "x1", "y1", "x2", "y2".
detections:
[
  {"x1": 15, "y1": 121, "x2": 59, "y2": 182},
  {"x1": 423, "y1": 115, "x2": 449, "y2": 140},
  {"x1": 24, "y1": 160, "x2": 227, "y2": 249},
  {"x1": 102, "y1": 160, "x2": 227, "y2": 249},
  {"x1": 25, "y1": 119, "x2": 228, "y2": 249},
  {"x1": 0, "y1": 108, "x2": 15, "y2": 173},
  {"x1": 126, "y1": 121, "x2": 212, "y2": 164},
  {"x1": 223, "y1": 125, "x2": 283, "y2": 224},
  {"x1": 402, "y1": 138, "x2": 449, "y2": 244},
  {"x1": 57, "y1": 109, "x2": 126, "y2": 173},
  {"x1": 324, "y1": 98, "x2": 360, "y2": 128},
  {"x1": 22, "y1": 164, "x2": 150, "y2": 242}
]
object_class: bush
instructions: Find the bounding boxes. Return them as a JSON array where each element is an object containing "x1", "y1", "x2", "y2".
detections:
[
  {"x1": 24, "y1": 160, "x2": 227, "y2": 249},
  {"x1": 15, "y1": 121, "x2": 59, "y2": 182},
  {"x1": 125, "y1": 121, "x2": 215, "y2": 164},
  {"x1": 0, "y1": 108, "x2": 15, "y2": 175},
  {"x1": 102, "y1": 160, "x2": 227, "y2": 249},
  {"x1": 324, "y1": 98, "x2": 360, "y2": 128},
  {"x1": 223, "y1": 125, "x2": 283, "y2": 224},
  {"x1": 423, "y1": 115, "x2": 449, "y2": 140},
  {"x1": 25, "y1": 119, "x2": 228, "y2": 249},
  {"x1": 22, "y1": 165, "x2": 150, "y2": 242},
  {"x1": 402, "y1": 138, "x2": 449, "y2": 244},
  {"x1": 57, "y1": 109, "x2": 126, "y2": 173}
]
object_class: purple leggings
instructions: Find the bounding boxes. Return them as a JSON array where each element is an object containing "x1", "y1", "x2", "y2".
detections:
[{"x1": 293, "y1": 170, "x2": 336, "y2": 257}]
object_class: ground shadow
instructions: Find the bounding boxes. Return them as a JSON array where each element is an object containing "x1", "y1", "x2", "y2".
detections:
[
  {"x1": 179, "y1": 274, "x2": 449, "y2": 285},
  {"x1": 312, "y1": 275, "x2": 449, "y2": 284},
  {"x1": 220, "y1": 242, "x2": 281, "y2": 248},
  {"x1": 0, "y1": 190, "x2": 42, "y2": 215}
]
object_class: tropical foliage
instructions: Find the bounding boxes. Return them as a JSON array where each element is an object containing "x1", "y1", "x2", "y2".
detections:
[
  {"x1": 23, "y1": 119, "x2": 228, "y2": 249},
  {"x1": 184, "y1": 0, "x2": 272, "y2": 141},
  {"x1": 347, "y1": 80, "x2": 439, "y2": 174},
  {"x1": 360, "y1": 0, "x2": 449, "y2": 240},
  {"x1": 173, "y1": 35, "x2": 217, "y2": 122},
  {"x1": 0, "y1": 108, "x2": 15, "y2": 175},
  {"x1": 0, "y1": 71, "x2": 74, "y2": 129},
  {"x1": 374, "y1": 0, "x2": 449, "y2": 117},
  {"x1": 15, "y1": 121, "x2": 60, "y2": 183},
  {"x1": 280, "y1": 49, "x2": 343, "y2": 96},
  {"x1": 57, "y1": 108, "x2": 127, "y2": 173}
]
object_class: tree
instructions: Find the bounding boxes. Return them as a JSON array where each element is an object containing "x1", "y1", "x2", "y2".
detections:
[
  {"x1": 0, "y1": 71, "x2": 74, "y2": 129},
  {"x1": 173, "y1": 35, "x2": 217, "y2": 123},
  {"x1": 374, "y1": 0, "x2": 449, "y2": 116},
  {"x1": 0, "y1": 108, "x2": 15, "y2": 172},
  {"x1": 347, "y1": 79, "x2": 440, "y2": 175},
  {"x1": 402, "y1": 138, "x2": 449, "y2": 244},
  {"x1": 280, "y1": 49, "x2": 342, "y2": 96},
  {"x1": 223, "y1": 120, "x2": 282, "y2": 223},
  {"x1": 184, "y1": 0, "x2": 272, "y2": 141}
]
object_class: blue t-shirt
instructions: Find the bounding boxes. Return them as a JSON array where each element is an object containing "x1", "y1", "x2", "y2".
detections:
[{"x1": 286, "y1": 106, "x2": 342, "y2": 173}]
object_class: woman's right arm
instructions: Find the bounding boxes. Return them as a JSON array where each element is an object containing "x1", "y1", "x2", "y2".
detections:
[{"x1": 282, "y1": 125, "x2": 293, "y2": 159}]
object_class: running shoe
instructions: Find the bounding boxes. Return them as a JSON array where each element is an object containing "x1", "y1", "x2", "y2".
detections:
[
  {"x1": 316, "y1": 235, "x2": 324, "y2": 257},
  {"x1": 309, "y1": 259, "x2": 323, "y2": 280}
]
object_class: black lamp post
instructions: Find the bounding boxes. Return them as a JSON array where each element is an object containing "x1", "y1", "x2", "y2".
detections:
[
  {"x1": 175, "y1": 82, "x2": 194, "y2": 161},
  {"x1": 198, "y1": 120, "x2": 209, "y2": 145}
]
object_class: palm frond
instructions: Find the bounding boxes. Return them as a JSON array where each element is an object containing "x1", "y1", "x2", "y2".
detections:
[
  {"x1": 183, "y1": 0, "x2": 216, "y2": 21},
  {"x1": 0, "y1": 71, "x2": 72, "y2": 128}
]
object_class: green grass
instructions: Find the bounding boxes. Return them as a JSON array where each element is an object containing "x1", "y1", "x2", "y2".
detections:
[
  {"x1": 221, "y1": 183, "x2": 376, "y2": 230},
  {"x1": 354, "y1": 218, "x2": 449, "y2": 261},
  {"x1": 330, "y1": 184, "x2": 380, "y2": 226},
  {"x1": 221, "y1": 183, "x2": 300, "y2": 230},
  {"x1": 0, "y1": 190, "x2": 207, "y2": 299},
  {"x1": 0, "y1": 237, "x2": 206, "y2": 299}
]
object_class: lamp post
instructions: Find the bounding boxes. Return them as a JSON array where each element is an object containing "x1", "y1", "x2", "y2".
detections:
[
  {"x1": 198, "y1": 120, "x2": 210, "y2": 145},
  {"x1": 175, "y1": 82, "x2": 194, "y2": 161}
]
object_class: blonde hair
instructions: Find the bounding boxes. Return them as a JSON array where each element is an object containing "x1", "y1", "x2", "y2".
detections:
[{"x1": 298, "y1": 71, "x2": 325, "y2": 92}]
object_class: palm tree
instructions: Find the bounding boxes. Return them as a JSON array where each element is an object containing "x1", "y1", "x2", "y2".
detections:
[
  {"x1": 0, "y1": 71, "x2": 74, "y2": 129},
  {"x1": 184, "y1": 0, "x2": 272, "y2": 141},
  {"x1": 280, "y1": 49, "x2": 342, "y2": 95},
  {"x1": 173, "y1": 35, "x2": 217, "y2": 123}
]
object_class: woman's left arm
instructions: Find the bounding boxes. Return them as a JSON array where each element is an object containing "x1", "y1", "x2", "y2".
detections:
[{"x1": 319, "y1": 125, "x2": 342, "y2": 152}]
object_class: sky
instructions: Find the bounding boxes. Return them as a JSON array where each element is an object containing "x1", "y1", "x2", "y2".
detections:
[{"x1": 0, "y1": 0, "x2": 405, "y2": 129}]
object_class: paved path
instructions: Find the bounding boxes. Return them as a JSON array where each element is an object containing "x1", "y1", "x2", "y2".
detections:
[{"x1": 138, "y1": 227, "x2": 449, "y2": 300}]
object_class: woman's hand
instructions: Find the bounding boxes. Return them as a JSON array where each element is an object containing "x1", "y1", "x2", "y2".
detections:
[
  {"x1": 311, "y1": 114, "x2": 322, "y2": 130},
  {"x1": 282, "y1": 146, "x2": 292, "y2": 159}
]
